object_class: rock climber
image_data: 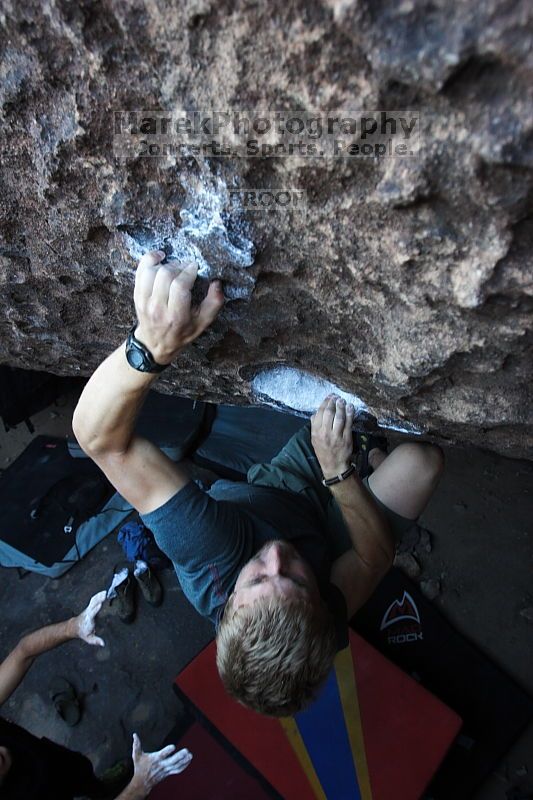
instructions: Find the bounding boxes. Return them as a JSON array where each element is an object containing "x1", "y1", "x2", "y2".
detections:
[{"x1": 73, "y1": 251, "x2": 444, "y2": 716}]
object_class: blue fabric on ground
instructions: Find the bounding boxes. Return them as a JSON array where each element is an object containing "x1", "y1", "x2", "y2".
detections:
[{"x1": 117, "y1": 520, "x2": 169, "y2": 568}]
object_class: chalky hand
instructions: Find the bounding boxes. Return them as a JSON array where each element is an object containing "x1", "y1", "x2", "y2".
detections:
[
  {"x1": 311, "y1": 394, "x2": 355, "y2": 479},
  {"x1": 130, "y1": 732, "x2": 193, "y2": 793},
  {"x1": 74, "y1": 590, "x2": 107, "y2": 647},
  {"x1": 133, "y1": 250, "x2": 225, "y2": 365}
]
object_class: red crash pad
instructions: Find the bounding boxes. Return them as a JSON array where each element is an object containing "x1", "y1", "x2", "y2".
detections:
[
  {"x1": 148, "y1": 721, "x2": 275, "y2": 800},
  {"x1": 175, "y1": 630, "x2": 462, "y2": 800}
]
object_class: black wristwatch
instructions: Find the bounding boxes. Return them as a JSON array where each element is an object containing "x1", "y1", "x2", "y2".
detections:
[{"x1": 125, "y1": 324, "x2": 169, "y2": 373}]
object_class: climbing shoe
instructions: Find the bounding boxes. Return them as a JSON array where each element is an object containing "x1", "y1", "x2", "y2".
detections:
[
  {"x1": 355, "y1": 431, "x2": 389, "y2": 479},
  {"x1": 112, "y1": 569, "x2": 136, "y2": 624},
  {"x1": 134, "y1": 561, "x2": 163, "y2": 607}
]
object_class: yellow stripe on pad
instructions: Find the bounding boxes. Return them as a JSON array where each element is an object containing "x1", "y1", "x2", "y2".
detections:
[
  {"x1": 335, "y1": 646, "x2": 373, "y2": 800},
  {"x1": 279, "y1": 716, "x2": 328, "y2": 800}
]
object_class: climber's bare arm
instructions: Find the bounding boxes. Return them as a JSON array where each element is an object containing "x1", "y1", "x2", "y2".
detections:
[
  {"x1": 311, "y1": 395, "x2": 394, "y2": 618},
  {"x1": 73, "y1": 341, "x2": 191, "y2": 515},
  {"x1": 72, "y1": 251, "x2": 225, "y2": 515}
]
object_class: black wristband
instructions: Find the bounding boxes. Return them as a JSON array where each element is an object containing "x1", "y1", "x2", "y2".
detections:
[{"x1": 321, "y1": 461, "x2": 357, "y2": 487}]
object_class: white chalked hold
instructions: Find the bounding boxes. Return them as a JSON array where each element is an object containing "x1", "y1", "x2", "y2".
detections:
[
  {"x1": 120, "y1": 166, "x2": 255, "y2": 300},
  {"x1": 251, "y1": 366, "x2": 368, "y2": 414},
  {"x1": 251, "y1": 366, "x2": 424, "y2": 435}
]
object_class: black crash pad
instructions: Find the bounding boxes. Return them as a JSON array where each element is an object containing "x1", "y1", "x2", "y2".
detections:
[
  {"x1": 352, "y1": 568, "x2": 533, "y2": 799},
  {"x1": 192, "y1": 404, "x2": 307, "y2": 481},
  {"x1": 0, "y1": 436, "x2": 115, "y2": 567},
  {"x1": 69, "y1": 391, "x2": 206, "y2": 462}
]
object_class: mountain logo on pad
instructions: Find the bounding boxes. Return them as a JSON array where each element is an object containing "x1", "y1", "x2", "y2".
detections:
[{"x1": 380, "y1": 591, "x2": 421, "y2": 631}]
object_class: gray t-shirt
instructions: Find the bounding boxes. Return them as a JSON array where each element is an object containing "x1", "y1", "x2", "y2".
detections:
[{"x1": 140, "y1": 478, "x2": 348, "y2": 643}]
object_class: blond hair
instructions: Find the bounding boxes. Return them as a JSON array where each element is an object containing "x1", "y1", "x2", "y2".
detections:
[{"x1": 216, "y1": 595, "x2": 337, "y2": 716}]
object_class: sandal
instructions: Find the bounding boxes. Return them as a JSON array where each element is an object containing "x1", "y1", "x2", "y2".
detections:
[
  {"x1": 355, "y1": 432, "x2": 388, "y2": 479},
  {"x1": 49, "y1": 677, "x2": 81, "y2": 726}
]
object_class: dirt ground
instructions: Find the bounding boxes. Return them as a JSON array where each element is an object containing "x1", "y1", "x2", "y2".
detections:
[{"x1": 0, "y1": 385, "x2": 531, "y2": 799}]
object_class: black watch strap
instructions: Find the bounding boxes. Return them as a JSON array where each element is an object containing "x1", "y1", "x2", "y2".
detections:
[{"x1": 125, "y1": 324, "x2": 169, "y2": 373}]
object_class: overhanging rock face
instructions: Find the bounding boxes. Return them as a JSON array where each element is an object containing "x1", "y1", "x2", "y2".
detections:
[{"x1": 0, "y1": 0, "x2": 531, "y2": 458}]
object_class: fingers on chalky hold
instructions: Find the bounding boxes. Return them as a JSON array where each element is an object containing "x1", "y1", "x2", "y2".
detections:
[
  {"x1": 149, "y1": 269, "x2": 176, "y2": 306},
  {"x1": 333, "y1": 398, "x2": 346, "y2": 430},
  {"x1": 135, "y1": 260, "x2": 162, "y2": 304},
  {"x1": 172, "y1": 261, "x2": 198, "y2": 291},
  {"x1": 164, "y1": 262, "x2": 197, "y2": 309},
  {"x1": 138, "y1": 250, "x2": 165, "y2": 269},
  {"x1": 195, "y1": 280, "x2": 225, "y2": 330},
  {"x1": 323, "y1": 398, "x2": 336, "y2": 428},
  {"x1": 346, "y1": 402, "x2": 354, "y2": 424}
]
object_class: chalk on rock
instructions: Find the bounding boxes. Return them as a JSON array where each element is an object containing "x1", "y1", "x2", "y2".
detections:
[
  {"x1": 250, "y1": 365, "x2": 424, "y2": 435},
  {"x1": 519, "y1": 607, "x2": 533, "y2": 623},
  {"x1": 120, "y1": 165, "x2": 256, "y2": 301},
  {"x1": 252, "y1": 366, "x2": 368, "y2": 416}
]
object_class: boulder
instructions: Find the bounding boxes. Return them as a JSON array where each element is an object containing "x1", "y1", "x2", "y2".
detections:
[{"x1": 0, "y1": 0, "x2": 531, "y2": 457}]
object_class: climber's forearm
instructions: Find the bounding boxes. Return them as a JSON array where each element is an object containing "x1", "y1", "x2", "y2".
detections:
[
  {"x1": 72, "y1": 342, "x2": 178, "y2": 455},
  {"x1": 330, "y1": 474, "x2": 395, "y2": 569},
  {"x1": 73, "y1": 250, "x2": 223, "y2": 456}
]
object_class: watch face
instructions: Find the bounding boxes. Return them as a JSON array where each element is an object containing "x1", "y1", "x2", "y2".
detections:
[{"x1": 128, "y1": 346, "x2": 147, "y2": 370}]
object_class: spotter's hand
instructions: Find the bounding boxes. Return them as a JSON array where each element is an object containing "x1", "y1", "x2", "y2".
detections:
[
  {"x1": 73, "y1": 590, "x2": 107, "y2": 647},
  {"x1": 311, "y1": 394, "x2": 355, "y2": 480},
  {"x1": 133, "y1": 250, "x2": 225, "y2": 365},
  {"x1": 130, "y1": 733, "x2": 193, "y2": 794}
]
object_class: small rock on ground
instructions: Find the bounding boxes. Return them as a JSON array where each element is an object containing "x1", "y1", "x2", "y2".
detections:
[
  {"x1": 420, "y1": 578, "x2": 441, "y2": 601},
  {"x1": 393, "y1": 552, "x2": 421, "y2": 579},
  {"x1": 397, "y1": 526, "x2": 421, "y2": 554},
  {"x1": 416, "y1": 527, "x2": 432, "y2": 555}
]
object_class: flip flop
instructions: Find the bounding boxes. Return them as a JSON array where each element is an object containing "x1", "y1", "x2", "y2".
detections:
[
  {"x1": 49, "y1": 677, "x2": 81, "y2": 726},
  {"x1": 355, "y1": 432, "x2": 388, "y2": 479}
]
